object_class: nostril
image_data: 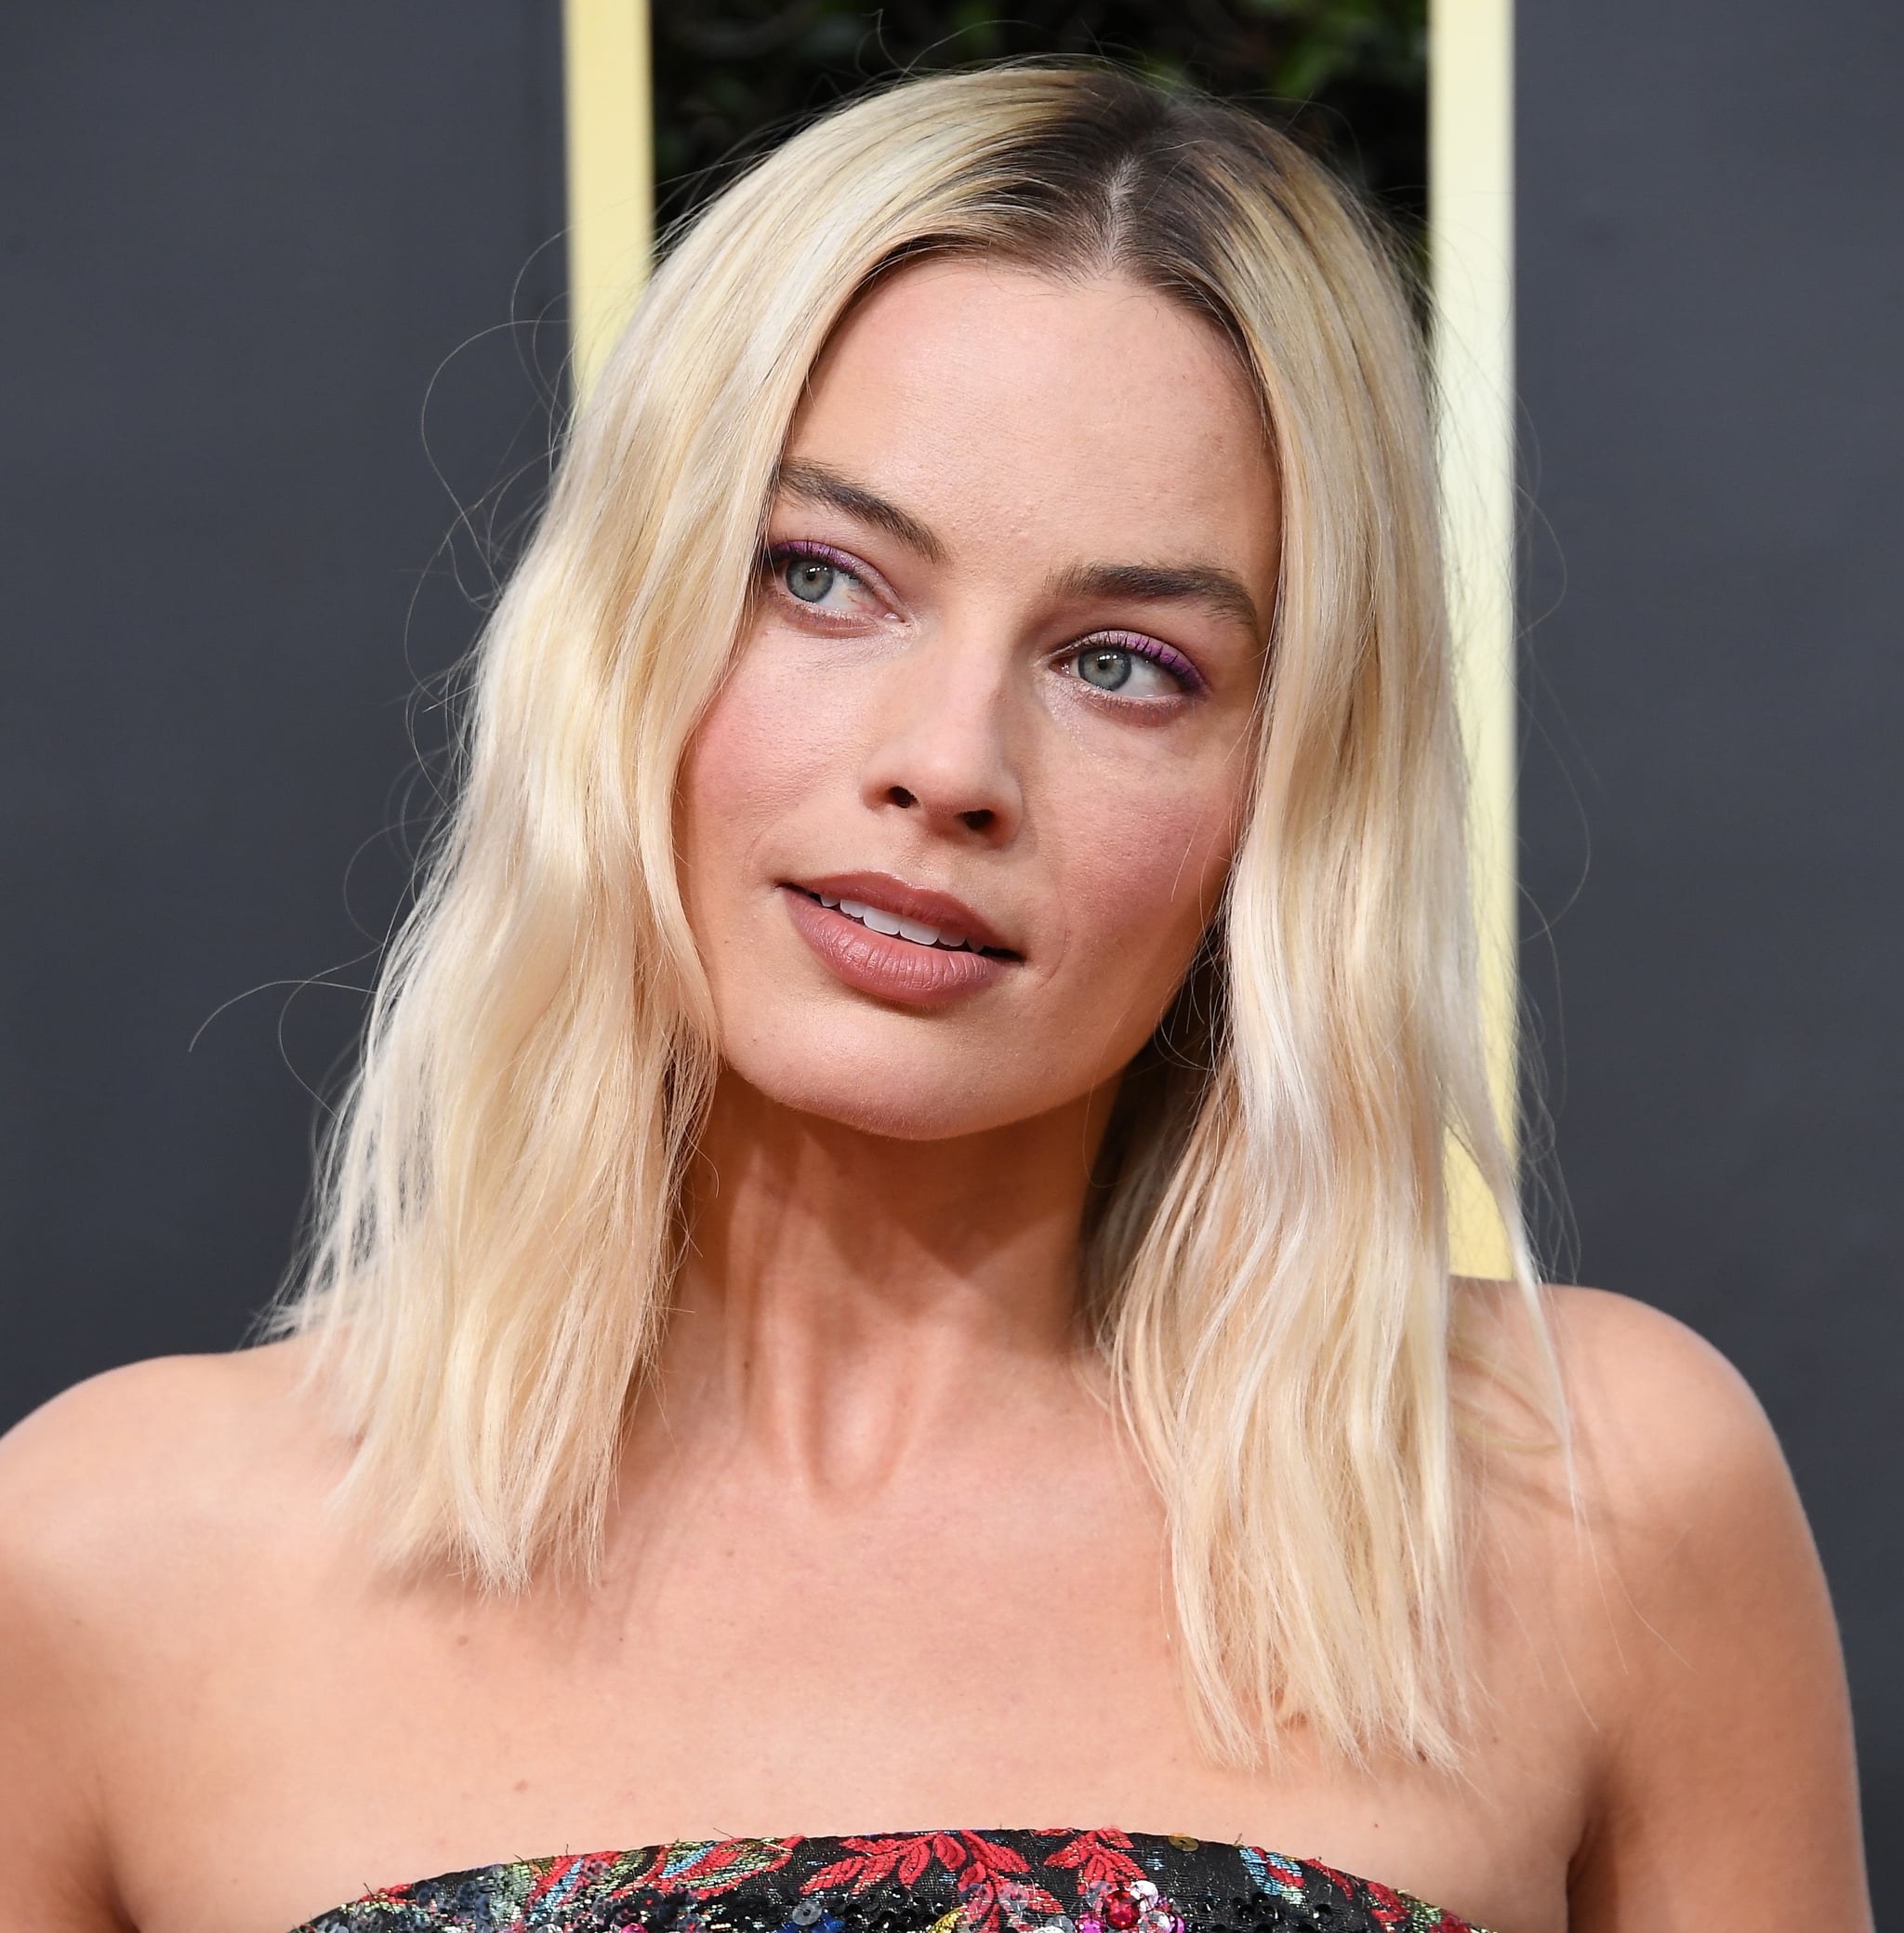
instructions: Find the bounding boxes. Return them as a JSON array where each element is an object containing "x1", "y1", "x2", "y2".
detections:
[
  {"x1": 959, "y1": 808, "x2": 994, "y2": 831},
  {"x1": 887, "y1": 785, "x2": 918, "y2": 808}
]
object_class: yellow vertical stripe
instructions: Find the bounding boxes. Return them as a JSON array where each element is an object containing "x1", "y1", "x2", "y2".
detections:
[
  {"x1": 1431, "y1": 0, "x2": 1519, "y2": 1278},
  {"x1": 562, "y1": 0, "x2": 653, "y2": 398},
  {"x1": 558, "y1": 9, "x2": 1518, "y2": 1268}
]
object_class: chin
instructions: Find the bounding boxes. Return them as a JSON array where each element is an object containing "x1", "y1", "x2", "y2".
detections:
[
  {"x1": 724, "y1": 1017, "x2": 1051, "y2": 1143},
  {"x1": 777, "y1": 1087, "x2": 992, "y2": 1142}
]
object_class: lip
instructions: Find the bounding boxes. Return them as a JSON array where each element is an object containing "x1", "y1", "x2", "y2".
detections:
[
  {"x1": 790, "y1": 870, "x2": 1018, "y2": 956},
  {"x1": 778, "y1": 869, "x2": 1020, "y2": 1008}
]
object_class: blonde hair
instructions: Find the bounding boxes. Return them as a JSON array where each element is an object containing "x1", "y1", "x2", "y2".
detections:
[{"x1": 276, "y1": 63, "x2": 1549, "y2": 1769}]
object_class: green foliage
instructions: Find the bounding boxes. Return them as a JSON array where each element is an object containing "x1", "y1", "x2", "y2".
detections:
[{"x1": 652, "y1": 0, "x2": 1426, "y2": 232}]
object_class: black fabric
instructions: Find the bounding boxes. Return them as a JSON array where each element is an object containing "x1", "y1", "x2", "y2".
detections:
[{"x1": 291, "y1": 1828, "x2": 1481, "y2": 1933}]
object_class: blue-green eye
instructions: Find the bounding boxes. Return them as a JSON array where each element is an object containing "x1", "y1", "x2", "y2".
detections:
[
  {"x1": 1078, "y1": 646, "x2": 1134, "y2": 691},
  {"x1": 786, "y1": 559, "x2": 836, "y2": 603},
  {"x1": 1067, "y1": 633, "x2": 1201, "y2": 698},
  {"x1": 769, "y1": 542, "x2": 879, "y2": 616}
]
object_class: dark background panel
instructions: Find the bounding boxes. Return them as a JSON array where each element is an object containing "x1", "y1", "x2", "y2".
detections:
[
  {"x1": 650, "y1": 0, "x2": 1428, "y2": 232},
  {"x1": 1, "y1": 1, "x2": 1435, "y2": 1418},
  {"x1": 1516, "y1": 0, "x2": 1904, "y2": 1880},
  {"x1": 0, "y1": 3, "x2": 566, "y2": 1421},
  {"x1": 4, "y1": 0, "x2": 1897, "y2": 1887}
]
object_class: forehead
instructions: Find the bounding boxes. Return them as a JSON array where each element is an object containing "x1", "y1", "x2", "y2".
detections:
[{"x1": 785, "y1": 258, "x2": 1277, "y2": 583}]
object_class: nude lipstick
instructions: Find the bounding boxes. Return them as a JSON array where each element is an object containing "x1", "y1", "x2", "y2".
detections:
[{"x1": 779, "y1": 871, "x2": 1019, "y2": 1007}]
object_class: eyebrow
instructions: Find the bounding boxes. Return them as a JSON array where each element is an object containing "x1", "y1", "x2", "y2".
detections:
[
  {"x1": 1049, "y1": 560, "x2": 1263, "y2": 640},
  {"x1": 773, "y1": 457, "x2": 1263, "y2": 638},
  {"x1": 774, "y1": 459, "x2": 945, "y2": 563}
]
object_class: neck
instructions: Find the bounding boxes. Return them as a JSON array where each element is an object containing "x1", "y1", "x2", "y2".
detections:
[{"x1": 651, "y1": 1070, "x2": 1117, "y2": 1497}]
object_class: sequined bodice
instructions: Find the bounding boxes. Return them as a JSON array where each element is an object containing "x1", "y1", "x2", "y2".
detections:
[{"x1": 289, "y1": 1827, "x2": 1488, "y2": 1933}]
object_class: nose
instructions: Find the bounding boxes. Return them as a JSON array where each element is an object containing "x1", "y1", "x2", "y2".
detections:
[{"x1": 856, "y1": 629, "x2": 1024, "y2": 843}]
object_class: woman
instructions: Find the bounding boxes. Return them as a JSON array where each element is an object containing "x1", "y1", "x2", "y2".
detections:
[{"x1": 0, "y1": 64, "x2": 1867, "y2": 1933}]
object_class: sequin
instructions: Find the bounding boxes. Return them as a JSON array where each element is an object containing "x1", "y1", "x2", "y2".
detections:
[{"x1": 288, "y1": 1827, "x2": 1489, "y2": 1933}]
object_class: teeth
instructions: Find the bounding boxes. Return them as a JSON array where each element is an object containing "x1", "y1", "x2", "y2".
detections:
[
  {"x1": 841, "y1": 898, "x2": 901, "y2": 935},
  {"x1": 826, "y1": 894, "x2": 975, "y2": 951}
]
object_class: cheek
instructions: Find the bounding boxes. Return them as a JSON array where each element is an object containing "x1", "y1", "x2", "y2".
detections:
[
  {"x1": 679, "y1": 644, "x2": 848, "y2": 908},
  {"x1": 683, "y1": 658, "x2": 805, "y2": 831},
  {"x1": 1043, "y1": 767, "x2": 1242, "y2": 1042}
]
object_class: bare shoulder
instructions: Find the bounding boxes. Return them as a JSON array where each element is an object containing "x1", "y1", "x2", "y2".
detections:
[
  {"x1": 1552, "y1": 1283, "x2": 1785, "y2": 1516},
  {"x1": 1458, "y1": 1279, "x2": 1788, "y2": 1537},
  {"x1": 0, "y1": 1339, "x2": 344, "y2": 1648},
  {"x1": 0, "y1": 1338, "x2": 314, "y2": 1472},
  {"x1": 1, "y1": 1341, "x2": 321, "y2": 1547},
  {"x1": 1457, "y1": 1281, "x2": 1869, "y2": 1924},
  {"x1": 1460, "y1": 1280, "x2": 1819, "y2": 1667},
  {"x1": 0, "y1": 1342, "x2": 341, "y2": 1926}
]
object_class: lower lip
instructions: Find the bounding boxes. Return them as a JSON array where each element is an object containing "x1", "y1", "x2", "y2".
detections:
[{"x1": 781, "y1": 888, "x2": 1013, "y2": 1006}]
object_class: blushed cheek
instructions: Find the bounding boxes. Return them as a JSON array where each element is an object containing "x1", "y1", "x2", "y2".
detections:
[
  {"x1": 678, "y1": 642, "x2": 863, "y2": 951},
  {"x1": 687, "y1": 651, "x2": 833, "y2": 823},
  {"x1": 1055, "y1": 776, "x2": 1239, "y2": 1021}
]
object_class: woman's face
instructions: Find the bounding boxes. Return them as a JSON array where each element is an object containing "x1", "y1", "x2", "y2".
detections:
[{"x1": 679, "y1": 258, "x2": 1278, "y2": 1140}]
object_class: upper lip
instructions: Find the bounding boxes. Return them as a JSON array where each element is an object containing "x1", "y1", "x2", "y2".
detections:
[{"x1": 786, "y1": 870, "x2": 1020, "y2": 957}]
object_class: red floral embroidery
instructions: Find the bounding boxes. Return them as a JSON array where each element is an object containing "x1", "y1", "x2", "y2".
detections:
[
  {"x1": 805, "y1": 1831, "x2": 1065, "y2": 1933},
  {"x1": 294, "y1": 1826, "x2": 1488, "y2": 1933},
  {"x1": 1358, "y1": 1879, "x2": 1411, "y2": 1932},
  {"x1": 1045, "y1": 1830, "x2": 1147, "y2": 1894},
  {"x1": 528, "y1": 1852, "x2": 624, "y2": 1908},
  {"x1": 637, "y1": 1838, "x2": 801, "y2": 1896}
]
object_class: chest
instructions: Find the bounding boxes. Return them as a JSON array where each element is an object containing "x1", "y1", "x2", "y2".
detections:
[{"x1": 107, "y1": 1484, "x2": 1590, "y2": 1933}]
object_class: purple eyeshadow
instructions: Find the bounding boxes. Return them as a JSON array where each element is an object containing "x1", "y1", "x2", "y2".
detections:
[{"x1": 1090, "y1": 629, "x2": 1208, "y2": 695}]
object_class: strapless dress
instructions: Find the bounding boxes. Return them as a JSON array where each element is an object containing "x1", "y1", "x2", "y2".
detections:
[{"x1": 288, "y1": 1826, "x2": 1489, "y2": 1933}]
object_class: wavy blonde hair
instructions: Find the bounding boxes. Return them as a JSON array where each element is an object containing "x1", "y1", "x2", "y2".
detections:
[{"x1": 276, "y1": 63, "x2": 1548, "y2": 1769}]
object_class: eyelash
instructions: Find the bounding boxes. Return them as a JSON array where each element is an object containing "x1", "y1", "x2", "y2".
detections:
[
  {"x1": 762, "y1": 540, "x2": 1207, "y2": 698},
  {"x1": 767, "y1": 537, "x2": 868, "y2": 586},
  {"x1": 1072, "y1": 629, "x2": 1207, "y2": 697}
]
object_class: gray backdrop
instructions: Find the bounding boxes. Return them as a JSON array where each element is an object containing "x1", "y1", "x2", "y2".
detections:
[
  {"x1": 3, "y1": 0, "x2": 1897, "y2": 1889},
  {"x1": 1, "y1": 2, "x2": 564, "y2": 1396},
  {"x1": 1516, "y1": 0, "x2": 1903, "y2": 1885}
]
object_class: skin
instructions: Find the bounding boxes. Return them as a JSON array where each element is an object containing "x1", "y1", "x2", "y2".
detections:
[{"x1": 0, "y1": 263, "x2": 1870, "y2": 1933}]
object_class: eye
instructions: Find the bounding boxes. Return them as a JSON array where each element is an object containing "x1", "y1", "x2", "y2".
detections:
[
  {"x1": 1064, "y1": 633, "x2": 1204, "y2": 700},
  {"x1": 766, "y1": 541, "x2": 882, "y2": 620},
  {"x1": 786, "y1": 558, "x2": 837, "y2": 602}
]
